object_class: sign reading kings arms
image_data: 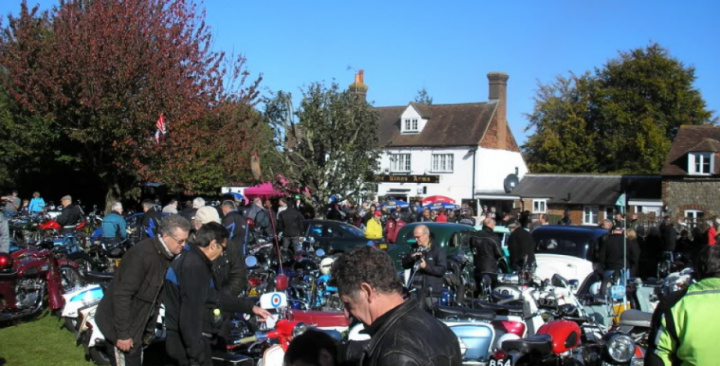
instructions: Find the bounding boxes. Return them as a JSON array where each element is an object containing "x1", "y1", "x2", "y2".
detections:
[{"x1": 374, "y1": 175, "x2": 440, "y2": 183}]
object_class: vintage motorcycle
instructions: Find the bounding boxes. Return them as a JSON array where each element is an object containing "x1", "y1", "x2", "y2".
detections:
[{"x1": 0, "y1": 249, "x2": 82, "y2": 323}]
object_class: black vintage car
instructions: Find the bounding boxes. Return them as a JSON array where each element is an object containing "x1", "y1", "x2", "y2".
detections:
[{"x1": 303, "y1": 219, "x2": 379, "y2": 254}]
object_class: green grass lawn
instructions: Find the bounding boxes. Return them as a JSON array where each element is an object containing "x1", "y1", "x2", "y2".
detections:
[{"x1": 0, "y1": 310, "x2": 88, "y2": 366}]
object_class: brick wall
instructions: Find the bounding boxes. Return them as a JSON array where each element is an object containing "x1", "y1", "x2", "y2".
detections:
[{"x1": 663, "y1": 178, "x2": 720, "y2": 218}]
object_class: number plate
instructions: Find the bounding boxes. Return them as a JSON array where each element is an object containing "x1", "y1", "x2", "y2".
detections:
[
  {"x1": 379, "y1": 243, "x2": 388, "y2": 250},
  {"x1": 488, "y1": 356, "x2": 512, "y2": 366}
]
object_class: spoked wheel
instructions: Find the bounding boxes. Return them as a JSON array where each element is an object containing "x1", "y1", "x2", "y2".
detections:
[{"x1": 60, "y1": 265, "x2": 85, "y2": 290}]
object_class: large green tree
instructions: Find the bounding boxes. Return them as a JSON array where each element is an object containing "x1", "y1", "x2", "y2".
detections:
[
  {"x1": 264, "y1": 82, "x2": 380, "y2": 217},
  {"x1": 524, "y1": 43, "x2": 716, "y2": 174},
  {"x1": 0, "y1": 0, "x2": 263, "y2": 203}
]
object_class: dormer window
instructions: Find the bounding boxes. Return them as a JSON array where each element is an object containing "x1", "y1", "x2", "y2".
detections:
[
  {"x1": 403, "y1": 118, "x2": 418, "y2": 133},
  {"x1": 688, "y1": 152, "x2": 713, "y2": 175}
]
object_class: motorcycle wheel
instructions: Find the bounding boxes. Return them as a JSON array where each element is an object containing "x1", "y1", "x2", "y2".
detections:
[
  {"x1": 89, "y1": 346, "x2": 111, "y2": 365},
  {"x1": 60, "y1": 266, "x2": 86, "y2": 290}
]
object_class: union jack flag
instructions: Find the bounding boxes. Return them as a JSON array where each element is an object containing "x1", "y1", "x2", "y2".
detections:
[{"x1": 155, "y1": 113, "x2": 166, "y2": 143}]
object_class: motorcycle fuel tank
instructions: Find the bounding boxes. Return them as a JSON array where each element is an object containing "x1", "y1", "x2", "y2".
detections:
[
  {"x1": 536, "y1": 319, "x2": 581, "y2": 354},
  {"x1": 445, "y1": 322, "x2": 495, "y2": 362}
]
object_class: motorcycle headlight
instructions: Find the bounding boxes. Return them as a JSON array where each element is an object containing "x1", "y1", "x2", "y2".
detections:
[
  {"x1": 292, "y1": 322, "x2": 309, "y2": 338},
  {"x1": 607, "y1": 334, "x2": 635, "y2": 363}
]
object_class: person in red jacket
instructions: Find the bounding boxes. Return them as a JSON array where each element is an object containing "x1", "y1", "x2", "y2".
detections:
[
  {"x1": 385, "y1": 212, "x2": 406, "y2": 244},
  {"x1": 435, "y1": 208, "x2": 448, "y2": 223},
  {"x1": 708, "y1": 219, "x2": 717, "y2": 246}
]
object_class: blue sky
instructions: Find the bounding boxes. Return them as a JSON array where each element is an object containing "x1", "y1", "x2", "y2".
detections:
[{"x1": 3, "y1": 1, "x2": 719, "y2": 145}]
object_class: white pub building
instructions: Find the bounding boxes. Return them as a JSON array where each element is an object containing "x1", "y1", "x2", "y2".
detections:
[{"x1": 368, "y1": 72, "x2": 528, "y2": 213}]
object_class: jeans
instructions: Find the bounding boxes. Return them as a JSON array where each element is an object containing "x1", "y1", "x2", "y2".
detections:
[
  {"x1": 0, "y1": 213, "x2": 9, "y2": 253},
  {"x1": 282, "y1": 236, "x2": 303, "y2": 253}
]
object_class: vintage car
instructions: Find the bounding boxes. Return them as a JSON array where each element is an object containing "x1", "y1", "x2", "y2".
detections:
[
  {"x1": 388, "y1": 222, "x2": 477, "y2": 270},
  {"x1": 531, "y1": 225, "x2": 608, "y2": 283},
  {"x1": 302, "y1": 219, "x2": 380, "y2": 254}
]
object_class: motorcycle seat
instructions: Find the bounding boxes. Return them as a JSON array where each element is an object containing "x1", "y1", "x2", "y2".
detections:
[
  {"x1": 433, "y1": 305, "x2": 496, "y2": 321},
  {"x1": 501, "y1": 333, "x2": 553, "y2": 355},
  {"x1": 619, "y1": 309, "x2": 652, "y2": 329},
  {"x1": 85, "y1": 271, "x2": 115, "y2": 282},
  {"x1": 467, "y1": 299, "x2": 523, "y2": 315},
  {"x1": 0, "y1": 271, "x2": 18, "y2": 280}
]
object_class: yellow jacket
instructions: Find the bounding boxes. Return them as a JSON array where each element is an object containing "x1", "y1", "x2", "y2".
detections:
[{"x1": 365, "y1": 218, "x2": 383, "y2": 240}]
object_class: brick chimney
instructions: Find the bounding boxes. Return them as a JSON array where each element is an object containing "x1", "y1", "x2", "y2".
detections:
[
  {"x1": 349, "y1": 70, "x2": 368, "y2": 102},
  {"x1": 487, "y1": 72, "x2": 509, "y2": 149}
]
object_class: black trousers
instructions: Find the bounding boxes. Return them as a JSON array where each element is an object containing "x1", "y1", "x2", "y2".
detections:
[
  {"x1": 166, "y1": 330, "x2": 213, "y2": 366},
  {"x1": 106, "y1": 342, "x2": 143, "y2": 366}
]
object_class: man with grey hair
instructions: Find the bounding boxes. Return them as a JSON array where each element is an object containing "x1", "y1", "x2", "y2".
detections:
[
  {"x1": 141, "y1": 199, "x2": 162, "y2": 239},
  {"x1": 330, "y1": 246, "x2": 461, "y2": 366},
  {"x1": 101, "y1": 201, "x2": 127, "y2": 244},
  {"x1": 97, "y1": 215, "x2": 191, "y2": 366}
]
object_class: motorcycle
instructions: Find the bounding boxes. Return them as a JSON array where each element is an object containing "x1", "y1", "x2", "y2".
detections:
[
  {"x1": 220, "y1": 291, "x2": 346, "y2": 366},
  {"x1": 70, "y1": 238, "x2": 132, "y2": 274},
  {"x1": 0, "y1": 248, "x2": 82, "y2": 323}
]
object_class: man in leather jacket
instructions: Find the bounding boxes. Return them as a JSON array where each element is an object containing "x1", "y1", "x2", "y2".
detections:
[
  {"x1": 96, "y1": 215, "x2": 191, "y2": 366},
  {"x1": 331, "y1": 246, "x2": 461, "y2": 366},
  {"x1": 402, "y1": 224, "x2": 447, "y2": 309},
  {"x1": 56, "y1": 195, "x2": 84, "y2": 228},
  {"x1": 466, "y1": 217, "x2": 503, "y2": 287}
]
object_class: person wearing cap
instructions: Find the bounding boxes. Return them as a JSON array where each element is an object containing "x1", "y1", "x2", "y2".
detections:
[
  {"x1": 508, "y1": 220, "x2": 536, "y2": 271},
  {"x1": 365, "y1": 210, "x2": 384, "y2": 240},
  {"x1": 56, "y1": 195, "x2": 84, "y2": 228},
  {"x1": 385, "y1": 211, "x2": 406, "y2": 244},
  {"x1": 141, "y1": 199, "x2": 162, "y2": 239},
  {"x1": 101, "y1": 202, "x2": 127, "y2": 244},
  {"x1": 181, "y1": 197, "x2": 205, "y2": 222}
]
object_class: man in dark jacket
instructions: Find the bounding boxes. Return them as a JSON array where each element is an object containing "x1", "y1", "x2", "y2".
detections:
[
  {"x1": 402, "y1": 224, "x2": 447, "y2": 309},
  {"x1": 507, "y1": 221, "x2": 535, "y2": 271},
  {"x1": 467, "y1": 217, "x2": 503, "y2": 275},
  {"x1": 96, "y1": 215, "x2": 190, "y2": 366},
  {"x1": 141, "y1": 199, "x2": 163, "y2": 239},
  {"x1": 598, "y1": 226, "x2": 640, "y2": 294},
  {"x1": 56, "y1": 195, "x2": 84, "y2": 228},
  {"x1": 218, "y1": 201, "x2": 247, "y2": 296},
  {"x1": 278, "y1": 199, "x2": 305, "y2": 252},
  {"x1": 331, "y1": 246, "x2": 461, "y2": 366},
  {"x1": 164, "y1": 222, "x2": 228, "y2": 366}
]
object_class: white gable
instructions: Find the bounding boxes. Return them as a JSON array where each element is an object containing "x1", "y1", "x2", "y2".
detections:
[{"x1": 400, "y1": 105, "x2": 427, "y2": 134}]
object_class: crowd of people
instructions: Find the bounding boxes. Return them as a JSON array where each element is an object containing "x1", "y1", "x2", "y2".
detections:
[{"x1": 4, "y1": 188, "x2": 720, "y2": 365}]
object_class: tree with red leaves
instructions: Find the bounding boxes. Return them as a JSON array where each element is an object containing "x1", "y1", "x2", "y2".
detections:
[{"x1": 0, "y1": 0, "x2": 265, "y2": 203}]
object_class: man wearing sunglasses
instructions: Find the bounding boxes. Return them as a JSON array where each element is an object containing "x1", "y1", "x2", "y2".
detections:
[{"x1": 164, "y1": 222, "x2": 230, "y2": 366}]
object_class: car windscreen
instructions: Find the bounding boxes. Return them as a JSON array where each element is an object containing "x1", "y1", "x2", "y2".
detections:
[
  {"x1": 536, "y1": 237, "x2": 588, "y2": 259},
  {"x1": 341, "y1": 224, "x2": 365, "y2": 238}
]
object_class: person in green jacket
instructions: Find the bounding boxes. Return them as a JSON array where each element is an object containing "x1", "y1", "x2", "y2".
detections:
[{"x1": 646, "y1": 245, "x2": 720, "y2": 366}]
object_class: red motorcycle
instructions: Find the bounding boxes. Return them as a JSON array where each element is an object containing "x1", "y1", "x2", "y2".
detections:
[{"x1": 0, "y1": 248, "x2": 82, "y2": 323}]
